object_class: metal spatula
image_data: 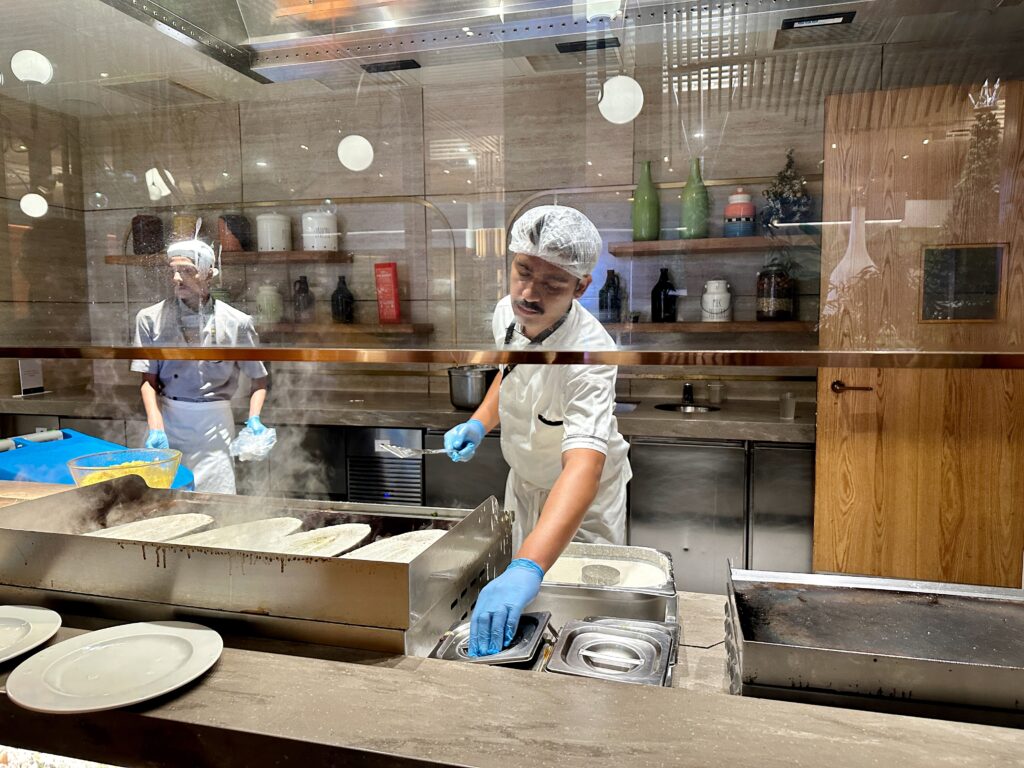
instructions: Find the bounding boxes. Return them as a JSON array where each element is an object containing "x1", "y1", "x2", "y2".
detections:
[{"x1": 378, "y1": 443, "x2": 448, "y2": 459}]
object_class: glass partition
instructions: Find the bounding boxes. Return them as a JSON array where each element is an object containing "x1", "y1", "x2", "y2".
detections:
[{"x1": 0, "y1": 0, "x2": 1020, "y2": 365}]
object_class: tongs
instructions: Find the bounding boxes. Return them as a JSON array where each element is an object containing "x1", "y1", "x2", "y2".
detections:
[{"x1": 378, "y1": 443, "x2": 448, "y2": 459}]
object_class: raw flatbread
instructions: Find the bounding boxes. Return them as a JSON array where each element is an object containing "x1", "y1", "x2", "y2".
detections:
[
  {"x1": 172, "y1": 517, "x2": 303, "y2": 550},
  {"x1": 341, "y1": 529, "x2": 445, "y2": 563},
  {"x1": 544, "y1": 556, "x2": 668, "y2": 589},
  {"x1": 268, "y1": 524, "x2": 372, "y2": 557},
  {"x1": 85, "y1": 513, "x2": 214, "y2": 543}
]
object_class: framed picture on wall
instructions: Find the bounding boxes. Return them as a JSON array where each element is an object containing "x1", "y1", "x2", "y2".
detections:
[{"x1": 919, "y1": 243, "x2": 1007, "y2": 322}]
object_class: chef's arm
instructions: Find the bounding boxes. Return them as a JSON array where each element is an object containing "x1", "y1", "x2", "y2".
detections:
[
  {"x1": 140, "y1": 374, "x2": 164, "y2": 432},
  {"x1": 248, "y1": 376, "x2": 269, "y2": 419},
  {"x1": 515, "y1": 447, "x2": 605, "y2": 571},
  {"x1": 469, "y1": 371, "x2": 503, "y2": 432}
]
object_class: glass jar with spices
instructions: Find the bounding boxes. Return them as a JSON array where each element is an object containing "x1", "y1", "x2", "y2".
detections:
[{"x1": 756, "y1": 261, "x2": 795, "y2": 321}]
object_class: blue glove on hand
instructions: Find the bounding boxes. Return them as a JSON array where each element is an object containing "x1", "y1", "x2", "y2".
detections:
[
  {"x1": 443, "y1": 419, "x2": 485, "y2": 463},
  {"x1": 245, "y1": 415, "x2": 267, "y2": 435},
  {"x1": 469, "y1": 558, "x2": 544, "y2": 657},
  {"x1": 145, "y1": 429, "x2": 169, "y2": 449}
]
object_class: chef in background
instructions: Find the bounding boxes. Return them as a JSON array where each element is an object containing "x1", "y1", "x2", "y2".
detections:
[
  {"x1": 443, "y1": 205, "x2": 630, "y2": 656},
  {"x1": 132, "y1": 238, "x2": 270, "y2": 494}
]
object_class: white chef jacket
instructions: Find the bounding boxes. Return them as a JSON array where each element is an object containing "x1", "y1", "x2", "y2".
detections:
[{"x1": 492, "y1": 295, "x2": 630, "y2": 545}]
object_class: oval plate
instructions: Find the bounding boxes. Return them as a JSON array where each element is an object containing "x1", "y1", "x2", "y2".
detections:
[{"x1": 0, "y1": 606, "x2": 61, "y2": 664}]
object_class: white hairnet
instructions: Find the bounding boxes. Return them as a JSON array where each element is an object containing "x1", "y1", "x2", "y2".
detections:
[
  {"x1": 167, "y1": 239, "x2": 219, "y2": 278},
  {"x1": 508, "y1": 205, "x2": 602, "y2": 279}
]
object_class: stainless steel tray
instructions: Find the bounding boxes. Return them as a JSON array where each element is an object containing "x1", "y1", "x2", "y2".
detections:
[
  {"x1": 429, "y1": 611, "x2": 550, "y2": 665},
  {"x1": 583, "y1": 616, "x2": 679, "y2": 665},
  {"x1": 726, "y1": 568, "x2": 1024, "y2": 716},
  {"x1": 546, "y1": 619, "x2": 672, "y2": 686},
  {"x1": 0, "y1": 477, "x2": 513, "y2": 654}
]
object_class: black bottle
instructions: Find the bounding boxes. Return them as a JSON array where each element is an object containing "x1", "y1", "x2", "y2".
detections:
[
  {"x1": 598, "y1": 269, "x2": 622, "y2": 323},
  {"x1": 331, "y1": 275, "x2": 355, "y2": 324},
  {"x1": 293, "y1": 276, "x2": 315, "y2": 324},
  {"x1": 651, "y1": 267, "x2": 676, "y2": 322}
]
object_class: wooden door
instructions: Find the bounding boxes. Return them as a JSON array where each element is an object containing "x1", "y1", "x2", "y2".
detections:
[{"x1": 815, "y1": 367, "x2": 1024, "y2": 587}]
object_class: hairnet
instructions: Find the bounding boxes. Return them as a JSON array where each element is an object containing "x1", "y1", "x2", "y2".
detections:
[
  {"x1": 167, "y1": 239, "x2": 219, "y2": 278},
  {"x1": 507, "y1": 205, "x2": 602, "y2": 279}
]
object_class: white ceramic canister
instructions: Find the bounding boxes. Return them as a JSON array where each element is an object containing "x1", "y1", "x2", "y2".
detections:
[
  {"x1": 256, "y1": 213, "x2": 292, "y2": 252},
  {"x1": 701, "y1": 278, "x2": 733, "y2": 322},
  {"x1": 255, "y1": 283, "x2": 284, "y2": 325},
  {"x1": 301, "y1": 211, "x2": 338, "y2": 251}
]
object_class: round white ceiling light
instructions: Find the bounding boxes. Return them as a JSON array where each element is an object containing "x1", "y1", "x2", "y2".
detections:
[
  {"x1": 337, "y1": 135, "x2": 374, "y2": 172},
  {"x1": 11, "y1": 50, "x2": 54, "y2": 85},
  {"x1": 598, "y1": 75, "x2": 644, "y2": 124},
  {"x1": 19, "y1": 193, "x2": 48, "y2": 218}
]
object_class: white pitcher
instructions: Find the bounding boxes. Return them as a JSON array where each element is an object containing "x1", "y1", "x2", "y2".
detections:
[{"x1": 701, "y1": 279, "x2": 733, "y2": 322}]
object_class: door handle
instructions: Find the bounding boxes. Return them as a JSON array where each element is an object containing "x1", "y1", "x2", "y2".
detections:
[{"x1": 830, "y1": 380, "x2": 873, "y2": 394}]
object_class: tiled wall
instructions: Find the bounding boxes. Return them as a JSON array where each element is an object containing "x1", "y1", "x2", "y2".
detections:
[{"x1": 68, "y1": 66, "x2": 827, "y2": 394}]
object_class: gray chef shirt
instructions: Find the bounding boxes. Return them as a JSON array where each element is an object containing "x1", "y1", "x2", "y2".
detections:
[{"x1": 131, "y1": 298, "x2": 268, "y2": 402}]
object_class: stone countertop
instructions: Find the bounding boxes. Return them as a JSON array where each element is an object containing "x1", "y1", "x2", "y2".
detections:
[
  {"x1": 0, "y1": 387, "x2": 815, "y2": 443},
  {"x1": 0, "y1": 596, "x2": 1016, "y2": 768}
]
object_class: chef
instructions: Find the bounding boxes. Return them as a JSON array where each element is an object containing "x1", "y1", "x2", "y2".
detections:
[
  {"x1": 444, "y1": 205, "x2": 630, "y2": 656},
  {"x1": 132, "y1": 238, "x2": 270, "y2": 494}
]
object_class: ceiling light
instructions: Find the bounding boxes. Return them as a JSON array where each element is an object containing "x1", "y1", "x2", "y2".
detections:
[
  {"x1": 443, "y1": 169, "x2": 451, "y2": 174},
  {"x1": 17, "y1": 144, "x2": 26, "y2": 151},
  {"x1": 587, "y1": 160, "x2": 593, "y2": 166},
  {"x1": 922, "y1": 138, "x2": 930, "y2": 145},
  {"x1": 468, "y1": 157, "x2": 477, "y2": 167},
  {"x1": 663, "y1": 156, "x2": 669, "y2": 162},
  {"x1": 11, "y1": 50, "x2": 54, "y2": 85},
  {"x1": 902, "y1": 154, "x2": 910, "y2": 160},
  {"x1": 255, "y1": 160, "x2": 268, "y2": 167},
  {"x1": 831, "y1": 143, "x2": 837, "y2": 149},
  {"x1": 299, "y1": 144, "x2": 309, "y2": 151},
  {"x1": 462, "y1": 27, "x2": 470, "y2": 32},
  {"x1": 598, "y1": 75, "x2": 643, "y2": 124},
  {"x1": 586, "y1": 0, "x2": 622, "y2": 21},
  {"x1": 693, "y1": 132, "x2": 704, "y2": 139},
  {"x1": 669, "y1": 168, "x2": 674, "y2": 173},
  {"x1": 466, "y1": 179, "x2": 472, "y2": 184},
  {"x1": 221, "y1": 171, "x2": 229, "y2": 177},
  {"x1": 19, "y1": 193, "x2": 48, "y2": 218},
  {"x1": 337, "y1": 135, "x2": 374, "y2": 171},
  {"x1": 99, "y1": 72, "x2": 109, "y2": 79}
]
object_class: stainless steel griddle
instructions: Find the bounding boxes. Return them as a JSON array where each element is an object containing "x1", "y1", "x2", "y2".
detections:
[
  {"x1": 725, "y1": 567, "x2": 1024, "y2": 727},
  {"x1": 0, "y1": 476, "x2": 512, "y2": 655}
]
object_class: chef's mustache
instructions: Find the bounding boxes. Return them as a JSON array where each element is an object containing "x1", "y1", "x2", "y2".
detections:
[{"x1": 515, "y1": 299, "x2": 543, "y2": 314}]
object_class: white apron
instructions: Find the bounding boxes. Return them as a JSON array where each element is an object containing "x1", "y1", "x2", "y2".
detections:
[{"x1": 160, "y1": 398, "x2": 236, "y2": 494}]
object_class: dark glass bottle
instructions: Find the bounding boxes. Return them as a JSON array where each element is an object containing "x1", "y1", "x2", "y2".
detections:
[
  {"x1": 331, "y1": 275, "x2": 355, "y2": 324},
  {"x1": 651, "y1": 267, "x2": 676, "y2": 322},
  {"x1": 598, "y1": 269, "x2": 622, "y2": 323},
  {"x1": 293, "y1": 276, "x2": 315, "y2": 324},
  {"x1": 756, "y1": 262, "x2": 795, "y2": 321}
]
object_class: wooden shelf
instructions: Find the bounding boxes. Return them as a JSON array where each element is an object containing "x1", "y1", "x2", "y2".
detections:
[
  {"x1": 106, "y1": 250, "x2": 355, "y2": 266},
  {"x1": 258, "y1": 322, "x2": 434, "y2": 336},
  {"x1": 608, "y1": 235, "x2": 819, "y2": 257},
  {"x1": 606, "y1": 321, "x2": 816, "y2": 333}
]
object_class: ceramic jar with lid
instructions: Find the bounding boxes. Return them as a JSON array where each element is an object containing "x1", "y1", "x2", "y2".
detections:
[
  {"x1": 724, "y1": 187, "x2": 756, "y2": 237},
  {"x1": 756, "y1": 262, "x2": 795, "y2": 321},
  {"x1": 256, "y1": 213, "x2": 291, "y2": 252},
  {"x1": 255, "y1": 283, "x2": 284, "y2": 325},
  {"x1": 701, "y1": 278, "x2": 733, "y2": 322}
]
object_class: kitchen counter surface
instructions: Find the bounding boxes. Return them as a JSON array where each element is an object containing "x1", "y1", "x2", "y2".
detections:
[
  {"x1": 0, "y1": 386, "x2": 815, "y2": 443},
  {"x1": 0, "y1": 482, "x2": 1016, "y2": 767}
]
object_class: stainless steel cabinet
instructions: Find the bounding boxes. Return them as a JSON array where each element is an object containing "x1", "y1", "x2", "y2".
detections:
[
  {"x1": 628, "y1": 438, "x2": 747, "y2": 595},
  {"x1": 425, "y1": 430, "x2": 508, "y2": 510},
  {"x1": 749, "y1": 442, "x2": 815, "y2": 574}
]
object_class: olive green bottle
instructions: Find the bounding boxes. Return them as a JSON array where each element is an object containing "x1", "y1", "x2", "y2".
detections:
[
  {"x1": 632, "y1": 160, "x2": 660, "y2": 241},
  {"x1": 681, "y1": 157, "x2": 710, "y2": 239}
]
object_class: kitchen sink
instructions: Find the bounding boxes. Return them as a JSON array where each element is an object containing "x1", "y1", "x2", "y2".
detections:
[{"x1": 654, "y1": 404, "x2": 721, "y2": 413}]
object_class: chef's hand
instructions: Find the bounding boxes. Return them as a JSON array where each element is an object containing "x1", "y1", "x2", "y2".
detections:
[
  {"x1": 443, "y1": 419, "x2": 485, "y2": 462},
  {"x1": 145, "y1": 429, "x2": 169, "y2": 449},
  {"x1": 469, "y1": 558, "x2": 544, "y2": 657},
  {"x1": 245, "y1": 415, "x2": 267, "y2": 435}
]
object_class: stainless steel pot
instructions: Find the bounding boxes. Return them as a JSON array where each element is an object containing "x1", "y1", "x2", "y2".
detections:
[{"x1": 448, "y1": 365, "x2": 499, "y2": 411}]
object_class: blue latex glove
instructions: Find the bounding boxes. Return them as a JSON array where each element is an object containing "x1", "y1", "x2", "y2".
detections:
[
  {"x1": 245, "y1": 415, "x2": 267, "y2": 435},
  {"x1": 145, "y1": 429, "x2": 169, "y2": 449},
  {"x1": 469, "y1": 558, "x2": 544, "y2": 657},
  {"x1": 443, "y1": 419, "x2": 485, "y2": 463}
]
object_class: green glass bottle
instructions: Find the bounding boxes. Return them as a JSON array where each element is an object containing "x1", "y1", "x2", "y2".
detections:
[
  {"x1": 681, "y1": 157, "x2": 709, "y2": 239},
  {"x1": 632, "y1": 160, "x2": 660, "y2": 241}
]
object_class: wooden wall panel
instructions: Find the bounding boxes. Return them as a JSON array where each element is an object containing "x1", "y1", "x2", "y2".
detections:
[{"x1": 815, "y1": 82, "x2": 1024, "y2": 588}]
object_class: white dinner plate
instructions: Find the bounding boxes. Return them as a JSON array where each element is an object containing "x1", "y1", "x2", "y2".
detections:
[
  {"x1": 0, "y1": 606, "x2": 62, "y2": 664},
  {"x1": 85, "y1": 513, "x2": 215, "y2": 543},
  {"x1": 6, "y1": 621, "x2": 223, "y2": 714},
  {"x1": 271, "y1": 524, "x2": 372, "y2": 557},
  {"x1": 341, "y1": 528, "x2": 445, "y2": 562},
  {"x1": 172, "y1": 517, "x2": 303, "y2": 550}
]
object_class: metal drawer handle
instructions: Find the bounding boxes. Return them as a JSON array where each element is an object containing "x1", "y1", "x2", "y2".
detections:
[{"x1": 830, "y1": 380, "x2": 874, "y2": 394}]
